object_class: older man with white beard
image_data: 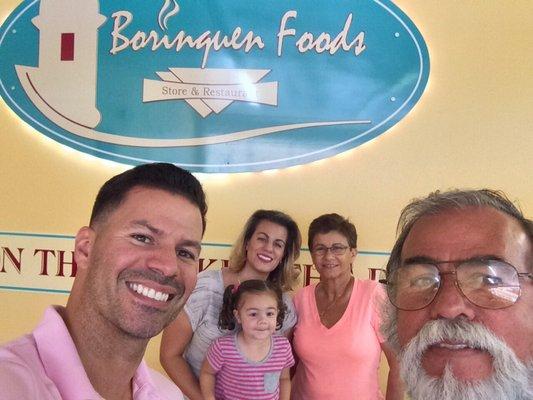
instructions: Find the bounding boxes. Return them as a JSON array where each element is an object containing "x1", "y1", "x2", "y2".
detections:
[{"x1": 380, "y1": 189, "x2": 533, "y2": 400}]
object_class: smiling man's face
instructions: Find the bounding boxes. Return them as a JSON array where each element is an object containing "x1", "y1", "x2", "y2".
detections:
[
  {"x1": 77, "y1": 186, "x2": 203, "y2": 339},
  {"x1": 396, "y1": 207, "x2": 532, "y2": 381}
]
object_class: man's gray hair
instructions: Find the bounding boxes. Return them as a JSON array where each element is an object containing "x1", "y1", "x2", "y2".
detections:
[{"x1": 386, "y1": 189, "x2": 533, "y2": 276}]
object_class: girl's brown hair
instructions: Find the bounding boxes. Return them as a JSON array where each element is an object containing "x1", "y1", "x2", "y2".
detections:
[{"x1": 218, "y1": 279, "x2": 287, "y2": 331}]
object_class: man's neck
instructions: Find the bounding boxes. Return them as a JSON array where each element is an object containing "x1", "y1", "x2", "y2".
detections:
[{"x1": 61, "y1": 304, "x2": 148, "y2": 400}]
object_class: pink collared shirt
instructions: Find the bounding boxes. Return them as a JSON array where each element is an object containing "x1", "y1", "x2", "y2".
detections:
[{"x1": 0, "y1": 306, "x2": 183, "y2": 400}]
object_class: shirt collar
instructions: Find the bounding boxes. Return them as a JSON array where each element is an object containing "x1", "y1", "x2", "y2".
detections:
[
  {"x1": 132, "y1": 359, "x2": 160, "y2": 398},
  {"x1": 33, "y1": 306, "x2": 103, "y2": 400},
  {"x1": 33, "y1": 306, "x2": 162, "y2": 400}
]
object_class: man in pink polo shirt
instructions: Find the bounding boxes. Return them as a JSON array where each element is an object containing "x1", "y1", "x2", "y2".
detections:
[{"x1": 0, "y1": 163, "x2": 208, "y2": 400}]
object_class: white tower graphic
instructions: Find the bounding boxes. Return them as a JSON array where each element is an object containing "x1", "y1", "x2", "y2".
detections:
[{"x1": 16, "y1": 0, "x2": 105, "y2": 128}]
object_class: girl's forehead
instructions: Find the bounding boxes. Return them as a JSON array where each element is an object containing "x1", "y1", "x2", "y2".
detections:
[{"x1": 238, "y1": 291, "x2": 278, "y2": 307}]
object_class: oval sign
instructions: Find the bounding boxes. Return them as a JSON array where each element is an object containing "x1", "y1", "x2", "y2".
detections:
[{"x1": 0, "y1": 0, "x2": 429, "y2": 172}]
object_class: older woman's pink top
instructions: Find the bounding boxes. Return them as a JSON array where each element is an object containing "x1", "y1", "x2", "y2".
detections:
[{"x1": 291, "y1": 279, "x2": 385, "y2": 400}]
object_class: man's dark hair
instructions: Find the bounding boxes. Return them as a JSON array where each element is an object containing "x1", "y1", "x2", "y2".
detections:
[
  {"x1": 90, "y1": 163, "x2": 207, "y2": 233},
  {"x1": 308, "y1": 213, "x2": 357, "y2": 250}
]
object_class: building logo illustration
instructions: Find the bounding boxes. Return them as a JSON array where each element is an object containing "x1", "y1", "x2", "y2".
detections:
[
  {"x1": 15, "y1": 0, "x2": 277, "y2": 130},
  {"x1": 16, "y1": 0, "x2": 105, "y2": 129},
  {"x1": 0, "y1": 0, "x2": 430, "y2": 172},
  {"x1": 144, "y1": 68, "x2": 277, "y2": 118}
]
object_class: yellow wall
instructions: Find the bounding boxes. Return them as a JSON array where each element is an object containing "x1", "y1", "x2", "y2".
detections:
[{"x1": 1, "y1": 0, "x2": 532, "y2": 396}]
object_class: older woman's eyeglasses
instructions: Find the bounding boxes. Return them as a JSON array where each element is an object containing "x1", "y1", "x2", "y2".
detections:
[
  {"x1": 380, "y1": 258, "x2": 532, "y2": 311},
  {"x1": 312, "y1": 244, "x2": 349, "y2": 257}
]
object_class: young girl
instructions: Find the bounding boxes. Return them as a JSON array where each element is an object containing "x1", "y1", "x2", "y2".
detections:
[{"x1": 200, "y1": 280, "x2": 294, "y2": 400}]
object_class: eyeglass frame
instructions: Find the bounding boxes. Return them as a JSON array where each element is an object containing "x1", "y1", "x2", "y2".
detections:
[
  {"x1": 380, "y1": 258, "x2": 533, "y2": 311},
  {"x1": 311, "y1": 244, "x2": 351, "y2": 257}
]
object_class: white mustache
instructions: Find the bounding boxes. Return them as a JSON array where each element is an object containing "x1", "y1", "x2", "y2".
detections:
[
  {"x1": 402, "y1": 318, "x2": 495, "y2": 357},
  {"x1": 400, "y1": 318, "x2": 533, "y2": 400}
]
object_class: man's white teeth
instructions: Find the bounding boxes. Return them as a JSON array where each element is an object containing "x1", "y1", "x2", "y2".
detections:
[
  {"x1": 128, "y1": 283, "x2": 169, "y2": 302},
  {"x1": 436, "y1": 342, "x2": 469, "y2": 350}
]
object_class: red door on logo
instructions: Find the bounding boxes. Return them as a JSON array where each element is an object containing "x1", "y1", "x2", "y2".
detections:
[{"x1": 60, "y1": 33, "x2": 74, "y2": 61}]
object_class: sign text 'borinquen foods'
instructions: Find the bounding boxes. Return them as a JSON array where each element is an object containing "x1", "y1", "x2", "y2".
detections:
[{"x1": 0, "y1": 0, "x2": 429, "y2": 172}]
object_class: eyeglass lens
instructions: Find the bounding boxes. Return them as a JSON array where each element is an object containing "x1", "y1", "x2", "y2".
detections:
[
  {"x1": 313, "y1": 245, "x2": 348, "y2": 256},
  {"x1": 387, "y1": 259, "x2": 521, "y2": 310}
]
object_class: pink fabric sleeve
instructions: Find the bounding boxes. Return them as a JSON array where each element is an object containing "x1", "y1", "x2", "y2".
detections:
[
  {"x1": 0, "y1": 360, "x2": 40, "y2": 399},
  {"x1": 205, "y1": 338, "x2": 224, "y2": 372}
]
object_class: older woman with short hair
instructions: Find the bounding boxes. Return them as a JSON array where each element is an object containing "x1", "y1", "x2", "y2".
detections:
[{"x1": 291, "y1": 213, "x2": 403, "y2": 400}]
